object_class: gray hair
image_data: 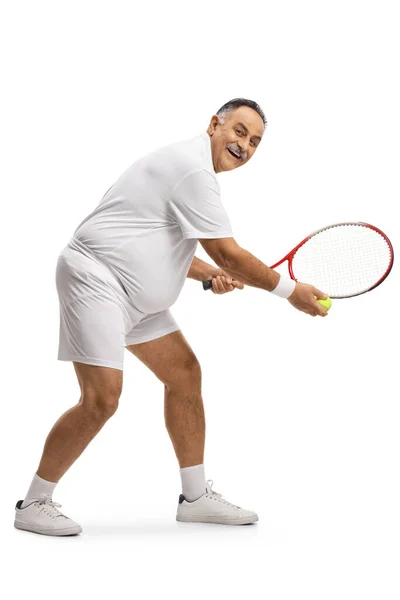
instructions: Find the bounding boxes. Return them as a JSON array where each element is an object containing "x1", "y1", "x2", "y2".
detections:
[{"x1": 216, "y1": 98, "x2": 267, "y2": 128}]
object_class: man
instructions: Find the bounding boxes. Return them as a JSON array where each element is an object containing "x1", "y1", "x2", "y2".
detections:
[{"x1": 15, "y1": 98, "x2": 328, "y2": 536}]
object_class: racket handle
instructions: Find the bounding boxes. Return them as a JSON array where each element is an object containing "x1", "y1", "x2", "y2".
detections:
[{"x1": 202, "y1": 279, "x2": 213, "y2": 291}]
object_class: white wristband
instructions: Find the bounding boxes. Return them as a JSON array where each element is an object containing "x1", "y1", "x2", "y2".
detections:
[{"x1": 270, "y1": 275, "x2": 296, "y2": 299}]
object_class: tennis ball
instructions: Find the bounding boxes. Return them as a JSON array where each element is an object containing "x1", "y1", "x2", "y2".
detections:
[{"x1": 317, "y1": 297, "x2": 332, "y2": 310}]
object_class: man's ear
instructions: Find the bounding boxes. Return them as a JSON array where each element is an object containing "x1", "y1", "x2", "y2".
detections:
[{"x1": 208, "y1": 114, "x2": 220, "y2": 136}]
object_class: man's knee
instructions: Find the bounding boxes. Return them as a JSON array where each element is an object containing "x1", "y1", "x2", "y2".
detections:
[
  {"x1": 74, "y1": 363, "x2": 122, "y2": 418},
  {"x1": 81, "y1": 387, "x2": 121, "y2": 418},
  {"x1": 79, "y1": 373, "x2": 122, "y2": 418},
  {"x1": 165, "y1": 353, "x2": 202, "y2": 391}
]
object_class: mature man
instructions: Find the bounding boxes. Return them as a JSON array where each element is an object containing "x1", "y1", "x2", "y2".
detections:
[{"x1": 15, "y1": 98, "x2": 328, "y2": 536}]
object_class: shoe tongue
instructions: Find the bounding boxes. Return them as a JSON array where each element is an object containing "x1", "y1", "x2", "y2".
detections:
[{"x1": 40, "y1": 492, "x2": 52, "y2": 501}]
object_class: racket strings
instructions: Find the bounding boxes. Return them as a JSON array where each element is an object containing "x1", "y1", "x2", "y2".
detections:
[{"x1": 291, "y1": 225, "x2": 392, "y2": 297}]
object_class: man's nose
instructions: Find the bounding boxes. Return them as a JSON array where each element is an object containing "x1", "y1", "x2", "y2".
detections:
[
  {"x1": 237, "y1": 139, "x2": 250, "y2": 153},
  {"x1": 237, "y1": 142, "x2": 249, "y2": 159}
]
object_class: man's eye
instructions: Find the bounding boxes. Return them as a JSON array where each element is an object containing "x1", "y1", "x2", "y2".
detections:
[
  {"x1": 250, "y1": 140, "x2": 256, "y2": 147},
  {"x1": 236, "y1": 129, "x2": 244, "y2": 135}
]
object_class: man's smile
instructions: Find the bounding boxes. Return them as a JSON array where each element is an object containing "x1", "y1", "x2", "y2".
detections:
[{"x1": 227, "y1": 147, "x2": 242, "y2": 161}]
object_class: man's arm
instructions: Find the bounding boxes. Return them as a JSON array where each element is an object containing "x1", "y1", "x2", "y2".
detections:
[
  {"x1": 187, "y1": 255, "x2": 244, "y2": 294},
  {"x1": 199, "y1": 237, "x2": 329, "y2": 317},
  {"x1": 198, "y1": 238, "x2": 280, "y2": 290}
]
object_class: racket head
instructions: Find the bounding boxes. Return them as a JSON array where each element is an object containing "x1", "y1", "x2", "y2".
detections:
[{"x1": 287, "y1": 222, "x2": 394, "y2": 298}]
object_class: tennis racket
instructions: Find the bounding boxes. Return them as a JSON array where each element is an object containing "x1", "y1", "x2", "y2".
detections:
[{"x1": 202, "y1": 222, "x2": 394, "y2": 298}]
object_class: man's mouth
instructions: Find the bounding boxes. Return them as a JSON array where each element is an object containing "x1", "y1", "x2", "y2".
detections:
[{"x1": 227, "y1": 147, "x2": 242, "y2": 161}]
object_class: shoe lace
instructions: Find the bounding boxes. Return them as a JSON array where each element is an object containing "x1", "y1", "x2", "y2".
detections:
[
  {"x1": 206, "y1": 479, "x2": 239, "y2": 508},
  {"x1": 35, "y1": 494, "x2": 66, "y2": 519}
]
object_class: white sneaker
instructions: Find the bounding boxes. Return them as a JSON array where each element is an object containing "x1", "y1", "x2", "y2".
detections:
[
  {"x1": 14, "y1": 494, "x2": 82, "y2": 536},
  {"x1": 176, "y1": 479, "x2": 259, "y2": 525}
]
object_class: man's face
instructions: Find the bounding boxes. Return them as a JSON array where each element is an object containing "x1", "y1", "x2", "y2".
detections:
[{"x1": 207, "y1": 106, "x2": 264, "y2": 173}]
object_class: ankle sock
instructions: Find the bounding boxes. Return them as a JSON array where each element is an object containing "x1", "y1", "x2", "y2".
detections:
[
  {"x1": 180, "y1": 464, "x2": 207, "y2": 501},
  {"x1": 20, "y1": 473, "x2": 58, "y2": 508}
]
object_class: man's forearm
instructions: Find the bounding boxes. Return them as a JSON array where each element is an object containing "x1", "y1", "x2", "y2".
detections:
[
  {"x1": 220, "y1": 248, "x2": 280, "y2": 291},
  {"x1": 188, "y1": 250, "x2": 280, "y2": 291},
  {"x1": 187, "y1": 256, "x2": 217, "y2": 281}
]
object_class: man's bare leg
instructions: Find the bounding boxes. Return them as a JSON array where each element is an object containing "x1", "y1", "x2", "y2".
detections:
[
  {"x1": 127, "y1": 331, "x2": 204, "y2": 469},
  {"x1": 127, "y1": 332, "x2": 259, "y2": 524},
  {"x1": 15, "y1": 362, "x2": 123, "y2": 534},
  {"x1": 36, "y1": 362, "x2": 123, "y2": 482}
]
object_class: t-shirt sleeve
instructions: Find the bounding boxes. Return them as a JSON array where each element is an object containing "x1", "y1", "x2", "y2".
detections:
[{"x1": 170, "y1": 169, "x2": 233, "y2": 239}]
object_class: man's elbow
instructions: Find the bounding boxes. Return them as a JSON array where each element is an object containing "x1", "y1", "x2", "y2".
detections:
[
  {"x1": 215, "y1": 244, "x2": 243, "y2": 272},
  {"x1": 199, "y1": 237, "x2": 242, "y2": 271}
]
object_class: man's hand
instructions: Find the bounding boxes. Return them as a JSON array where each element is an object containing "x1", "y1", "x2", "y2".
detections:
[
  {"x1": 208, "y1": 269, "x2": 245, "y2": 295},
  {"x1": 288, "y1": 283, "x2": 329, "y2": 317}
]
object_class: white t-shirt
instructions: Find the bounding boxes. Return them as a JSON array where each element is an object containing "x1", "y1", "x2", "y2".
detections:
[{"x1": 68, "y1": 132, "x2": 233, "y2": 314}]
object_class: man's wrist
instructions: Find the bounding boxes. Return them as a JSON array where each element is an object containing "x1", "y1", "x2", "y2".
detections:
[
  {"x1": 270, "y1": 275, "x2": 296, "y2": 298},
  {"x1": 188, "y1": 257, "x2": 218, "y2": 281}
]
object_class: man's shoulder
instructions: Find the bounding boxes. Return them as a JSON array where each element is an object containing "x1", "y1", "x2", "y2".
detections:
[
  {"x1": 170, "y1": 133, "x2": 208, "y2": 162},
  {"x1": 154, "y1": 133, "x2": 214, "y2": 177}
]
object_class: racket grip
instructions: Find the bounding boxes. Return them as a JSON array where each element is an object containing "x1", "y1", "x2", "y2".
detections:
[{"x1": 202, "y1": 279, "x2": 213, "y2": 291}]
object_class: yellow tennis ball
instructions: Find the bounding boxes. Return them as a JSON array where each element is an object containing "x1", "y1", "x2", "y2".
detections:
[{"x1": 317, "y1": 297, "x2": 332, "y2": 310}]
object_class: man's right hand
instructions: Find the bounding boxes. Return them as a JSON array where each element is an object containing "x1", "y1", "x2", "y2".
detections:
[{"x1": 288, "y1": 283, "x2": 329, "y2": 317}]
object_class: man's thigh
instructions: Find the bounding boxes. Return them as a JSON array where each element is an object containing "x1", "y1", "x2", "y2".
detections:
[
  {"x1": 125, "y1": 309, "x2": 179, "y2": 347},
  {"x1": 126, "y1": 330, "x2": 200, "y2": 387},
  {"x1": 73, "y1": 361, "x2": 123, "y2": 398}
]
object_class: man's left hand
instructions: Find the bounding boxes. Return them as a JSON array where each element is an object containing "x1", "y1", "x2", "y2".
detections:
[{"x1": 209, "y1": 269, "x2": 245, "y2": 294}]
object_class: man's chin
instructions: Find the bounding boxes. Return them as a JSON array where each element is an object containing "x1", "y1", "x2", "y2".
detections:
[
  {"x1": 227, "y1": 162, "x2": 241, "y2": 172},
  {"x1": 221, "y1": 159, "x2": 241, "y2": 172}
]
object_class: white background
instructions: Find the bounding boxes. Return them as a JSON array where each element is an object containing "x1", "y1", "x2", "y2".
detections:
[{"x1": 1, "y1": 0, "x2": 399, "y2": 598}]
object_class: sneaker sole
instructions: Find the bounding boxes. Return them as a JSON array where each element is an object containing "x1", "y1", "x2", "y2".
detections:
[
  {"x1": 14, "y1": 521, "x2": 82, "y2": 536},
  {"x1": 176, "y1": 514, "x2": 258, "y2": 525}
]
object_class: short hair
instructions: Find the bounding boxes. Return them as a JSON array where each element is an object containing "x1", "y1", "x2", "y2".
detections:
[{"x1": 216, "y1": 98, "x2": 267, "y2": 128}]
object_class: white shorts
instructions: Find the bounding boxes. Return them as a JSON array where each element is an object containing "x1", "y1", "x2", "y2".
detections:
[{"x1": 56, "y1": 245, "x2": 180, "y2": 371}]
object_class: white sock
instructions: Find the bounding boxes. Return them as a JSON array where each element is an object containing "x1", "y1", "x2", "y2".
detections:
[
  {"x1": 180, "y1": 464, "x2": 207, "y2": 501},
  {"x1": 20, "y1": 473, "x2": 58, "y2": 508}
]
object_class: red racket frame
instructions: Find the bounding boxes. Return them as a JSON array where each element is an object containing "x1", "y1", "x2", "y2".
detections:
[{"x1": 269, "y1": 221, "x2": 394, "y2": 297}]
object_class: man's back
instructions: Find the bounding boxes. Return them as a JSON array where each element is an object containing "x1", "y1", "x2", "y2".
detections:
[{"x1": 64, "y1": 132, "x2": 231, "y2": 314}]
